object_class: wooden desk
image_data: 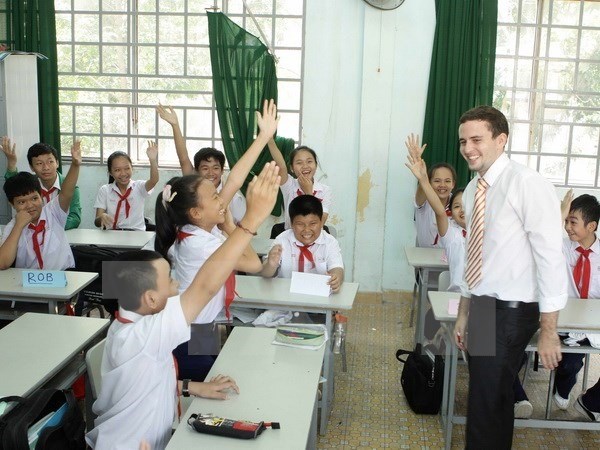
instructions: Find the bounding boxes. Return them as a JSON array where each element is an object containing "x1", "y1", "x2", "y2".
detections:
[
  {"x1": 66, "y1": 228, "x2": 155, "y2": 249},
  {"x1": 0, "y1": 313, "x2": 109, "y2": 398},
  {"x1": 429, "y1": 292, "x2": 600, "y2": 449},
  {"x1": 233, "y1": 275, "x2": 358, "y2": 435},
  {"x1": 0, "y1": 269, "x2": 98, "y2": 319},
  {"x1": 405, "y1": 247, "x2": 448, "y2": 344},
  {"x1": 167, "y1": 327, "x2": 325, "y2": 450}
]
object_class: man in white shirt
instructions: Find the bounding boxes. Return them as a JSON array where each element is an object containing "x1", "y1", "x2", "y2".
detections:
[{"x1": 453, "y1": 106, "x2": 567, "y2": 449}]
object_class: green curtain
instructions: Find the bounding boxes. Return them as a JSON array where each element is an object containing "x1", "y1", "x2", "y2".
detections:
[
  {"x1": 422, "y1": 0, "x2": 498, "y2": 188},
  {"x1": 207, "y1": 11, "x2": 294, "y2": 215},
  {"x1": 8, "y1": 0, "x2": 61, "y2": 166}
]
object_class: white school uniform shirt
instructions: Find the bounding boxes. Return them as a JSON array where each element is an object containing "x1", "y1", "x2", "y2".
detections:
[
  {"x1": 216, "y1": 181, "x2": 246, "y2": 225},
  {"x1": 459, "y1": 153, "x2": 568, "y2": 312},
  {"x1": 86, "y1": 297, "x2": 190, "y2": 450},
  {"x1": 39, "y1": 175, "x2": 61, "y2": 203},
  {"x1": 563, "y1": 236, "x2": 600, "y2": 299},
  {"x1": 439, "y1": 222, "x2": 466, "y2": 293},
  {"x1": 1, "y1": 197, "x2": 74, "y2": 270},
  {"x1": 169, "y1": 224, "x2": 226, "y2": 324},
  {"x1": 280, "y1": 176, "x2": 332, "y2": 229},
  {"x1": 414, "y1": 200, "x2": 449, "y2": 248},
  {"x1": 94, "y1": 180, "x2": 150, "y2": 231},
  {"x1": 272, "y1": 229, "x2": 344, "y2": 278}
]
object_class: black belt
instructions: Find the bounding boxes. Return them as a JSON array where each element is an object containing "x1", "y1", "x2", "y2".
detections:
[{"x1": 495, "y1": 299, "x2": 538, "y2": 311}]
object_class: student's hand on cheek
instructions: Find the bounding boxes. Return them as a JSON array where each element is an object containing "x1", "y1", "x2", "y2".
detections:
[
  {"x1": 297, "y1": 174, "x2": 313, "y2": 195},
  {"x1": 267, "y1": 245, "x2": 282, "y2": 268},
  {"x1": 15, "y1": 210, "x2": 32, "y2": 228},
  {"x1": 218, "y1": 206, "x2": 235, "y2": 234}
]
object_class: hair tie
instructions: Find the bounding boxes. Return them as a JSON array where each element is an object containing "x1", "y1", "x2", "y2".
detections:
[{"x1": 161, "y1": 184, "x2": 177, "y2": 208}]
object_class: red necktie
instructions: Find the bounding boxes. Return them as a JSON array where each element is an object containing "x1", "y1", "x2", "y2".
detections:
[
  {"x1": 112, "y1": 187, "x2": 132, "y2": 229},
  {"x1": 28, "y1": 220, "x2": 46, "y2": 269},
  {"x1": 296, "y1": 243, "x2": 315, "y2": 272},
  {"x1": 462, "y1": 229, "x2": 467, "y2": 238},
  {"x1": 41, "y1": 187, "x2": 57, "y2": 203},
  {"x1": 574, "y1": 246, "x2": 592, "y2": 299},
  {"x1": 115, "y1": 311, "x2": 182, "y2": 418},
  {"x1": 224, "y1": 272, "x2": 238, "y2": 321}
]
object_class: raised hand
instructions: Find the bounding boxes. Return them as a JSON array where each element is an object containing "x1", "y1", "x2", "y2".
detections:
[
  {"x1": 70, "y1": 140, "x2": 82, "y2": 166},
  {"x1": 405, "y1": 133, "x2": 427, "y2": 161},
  {"x1": 297, "y1": 173, "x2": 314, "y2": 194},
  {"x1": 405, "y1": 153, "x2": 428, "y2": 181},
  {"x1": 256, "y1": 99, "x2": 279, "y2": 141},
  {"x1": 156, "y1": 104, "x2": 179, "y2": 126},
  {"x1": 560, "y1": 188, "x2": 574, "y2": 222},
  {"x1": 146, "y1": 140, "x2": 158, "y2": 162},
  {"x1": 1, "y1": 136, "x2": 17, "y2": 170},
  {"x1": 243, "y1": 161, "x2": 281, "y2": 229}
]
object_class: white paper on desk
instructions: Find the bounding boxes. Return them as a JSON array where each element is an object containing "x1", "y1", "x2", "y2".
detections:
[
  {"x1": 290, "y1": 271, "x2": 331, "y2": 297},
  {"x1": 448, "y1": 298, "x2": 459, "y2": 316}
]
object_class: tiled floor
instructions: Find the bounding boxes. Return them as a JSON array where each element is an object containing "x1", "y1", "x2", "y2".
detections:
[{"x1": 317, "y1": 293, "x2": 600, "y2": 449}]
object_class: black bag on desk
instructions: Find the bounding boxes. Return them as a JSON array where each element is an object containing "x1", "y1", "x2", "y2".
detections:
[
  {"x1": 0, "y1": 388, "x2": 85, "y2": 450},
  {"x1": 396, "y1": 343, "x2": 444, "y2": 414}
]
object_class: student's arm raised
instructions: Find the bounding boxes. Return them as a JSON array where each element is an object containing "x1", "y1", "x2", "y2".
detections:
[
  {"x1": 145, "y1": 140, "x2": 159, "y2": 192},
  {"x1": 220, "y1": 99, "x2": 279, "y2": 205},
  {"x1": 1, "y1": 136, "x2": 17, "y2": 175},
  {"x1": 405, "y1": 154, "x2": 450, "y2": 237},
  {"x1": 405, "y1": 133, "x2": 428, "y2": 207},
  {"x1": 267, "y1": 138, "x2": 288, "y2": 185},
  {"x1": 0, "y1": 210, "x2": 31, "y2": 269},
  {"x1": 180, "y1": 161, "x2": 280, "y2": 324},
  {"x1": 58, "y1": 141, "x2": 82, "y2": 213},
  {"x1": 156, "y1": 105, "x2": 195, "y2": 176}
]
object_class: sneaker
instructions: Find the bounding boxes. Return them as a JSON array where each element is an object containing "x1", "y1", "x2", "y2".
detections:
[
  {"x1": 514, "y1": 400, "x2": 533, "y2": 419},
  {"x1": 553, "y1": 392, "x2": 570, "y2": 410},
  {"x1": 574, "y1": 395, "x2": 600, "y2": 422}
]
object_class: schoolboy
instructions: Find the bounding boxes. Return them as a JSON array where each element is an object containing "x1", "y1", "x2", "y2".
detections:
[
  {"x1": 0, "y1": 142, "x2": 81, "y2": 270},
  {"x1": 155, "y1": 105, "x2": 247, "y2": 223},
  {"x1": 86, "y1": 161, "x2": 281, "y2": 450},
  {"x1": 1, "y1": 136, "x2": 82, "y2": 229},
  {"x1": 553, "y1": 194, "x2": 600, "y2": 421},
  {"x1": 260, "y1": 194, "x2": 344, "y2": 292}
]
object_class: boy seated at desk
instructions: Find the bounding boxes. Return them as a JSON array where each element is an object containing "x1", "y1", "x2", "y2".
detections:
[
  {"x1": 554, "y1": 193, "x2": 600, "y2": 421},
  {"x1": 1, "y1": 136, "x2": 82, "y2": 230},
  {"x1": 0, "y1": 142, "x2": 81, "y2": 271},
  {"x1": 260, "y1": 194, "x2": 344, "y2": 292},
  {"x1": 86, "y1": 162, "x2": 280, "y2": 450}
]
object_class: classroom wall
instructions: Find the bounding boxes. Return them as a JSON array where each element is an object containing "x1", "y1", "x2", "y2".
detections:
[{"x1": 65, "y1": 0, "x2": 438, "y2": 293}]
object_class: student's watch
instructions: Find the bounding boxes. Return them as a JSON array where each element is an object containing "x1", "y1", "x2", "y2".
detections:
[{"x1": 182, "y1": 379, "x2": 191, "y2": 397}]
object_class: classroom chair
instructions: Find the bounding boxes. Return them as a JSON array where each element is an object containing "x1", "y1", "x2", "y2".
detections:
[
  {"x1": 85, "y1": 338, "x2": 106, "y2": 400},
  {"x1": 438, "y1": 270, "x2": 451, "y2": 292}
]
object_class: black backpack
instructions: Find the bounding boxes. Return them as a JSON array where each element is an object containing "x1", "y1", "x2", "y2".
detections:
[{"x1": 0, "y1": 389, "x2": 85, "y2": 450}]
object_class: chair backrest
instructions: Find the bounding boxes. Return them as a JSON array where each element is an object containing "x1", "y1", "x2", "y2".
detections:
[
  {"x1": 438, "y1": 270, "x2": 451, "y2": 292},
  {"x1": 86, "y1": 338, "x2": 106, "y2": 400},
  {"x1": 326, "y1": 224, "x2": 337, "y2": 238}
]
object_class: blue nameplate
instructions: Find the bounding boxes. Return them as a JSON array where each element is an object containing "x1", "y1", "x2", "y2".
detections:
[{"x1": 22, "y1": 270, "x2": 68, "y2": 287}]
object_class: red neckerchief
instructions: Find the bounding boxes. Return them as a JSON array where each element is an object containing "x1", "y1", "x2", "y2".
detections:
[
  {"x1": 296, "y1": 243, "x2": 315, "y2": 272},
  {"x1": 115, "y1": 310, "x2": 182, "y2": 418},
  {"x1": 112, "y1": 187, "x2": 132, "y2": 230},
  {"x1": 574, "y1": 246, "x2": 592, "y2": 299},
  {"x1": 28, "y1": 220, "x2": 46, "y2": 269},
  {"x1": 41, "y1": 187, "x2": 57, "y2": 203}
]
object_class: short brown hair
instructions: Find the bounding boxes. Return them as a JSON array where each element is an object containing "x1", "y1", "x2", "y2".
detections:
[{"x1": 459, "y1": 106, "x2": 509, "y2": 139}]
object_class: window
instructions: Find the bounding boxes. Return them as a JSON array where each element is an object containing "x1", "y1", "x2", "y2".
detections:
[
  {"x1": 55, "y1": 0, "x2": 304, "y2": 166},
  {"x1": 494, "y1": 0, "x2": 600, "y2": 188}
]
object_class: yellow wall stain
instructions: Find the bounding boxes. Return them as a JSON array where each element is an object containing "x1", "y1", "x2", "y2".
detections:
[
  {"x1": 328, "y1": 214, "x2": 341, "y2": 226},
  {"x1": 356, "y1": 169, "x2": 373, "y2": 222}
]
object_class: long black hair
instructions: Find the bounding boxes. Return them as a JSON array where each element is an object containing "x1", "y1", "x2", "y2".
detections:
[
  {"x1": 154, "y1": 174, "x2": 204, "y2": 261},
  {"x1": 107, "y1": 151, "x2": 132, "y2": 184}
]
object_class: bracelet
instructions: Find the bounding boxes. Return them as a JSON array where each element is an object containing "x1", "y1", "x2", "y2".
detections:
[{"x1": 237, "y1": 222, "x2": 257, "y2": 236}]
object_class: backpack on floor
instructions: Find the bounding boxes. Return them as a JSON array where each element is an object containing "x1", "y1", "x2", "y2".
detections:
[
  {"x1": 0, "y1": 388, "x2": 85, "y2": 450},
  {"x1": 396, "y1": 343, "x2": 444, "y2": 414}
]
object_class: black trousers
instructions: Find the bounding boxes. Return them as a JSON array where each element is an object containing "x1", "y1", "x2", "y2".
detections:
[{"x1": 466, "y1": 295, "x2": 539, "y2": 450}]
